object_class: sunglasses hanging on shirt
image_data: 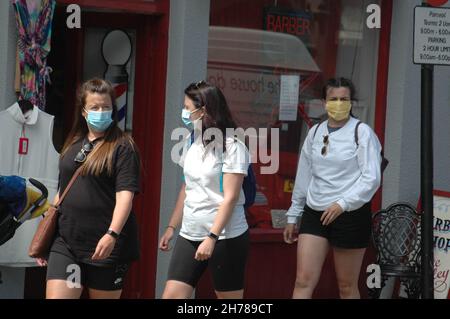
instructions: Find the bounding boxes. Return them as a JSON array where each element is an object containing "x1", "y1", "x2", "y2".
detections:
[
  {"x1": 321, "y1": 135, "x2": 329, "y2": 156},
  {"x1": 74, "y1": 139, "x2": 98, "y2": 163}
]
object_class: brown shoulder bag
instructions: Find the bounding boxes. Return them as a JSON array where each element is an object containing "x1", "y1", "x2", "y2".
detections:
[{"x1": 28, "y1": 166, "x2": 83, "y2": 259}]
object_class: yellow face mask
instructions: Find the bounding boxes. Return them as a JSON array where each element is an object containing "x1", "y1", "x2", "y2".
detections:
[{"x1": 325, "y1": 100, "x2": 352, "y2": 121}]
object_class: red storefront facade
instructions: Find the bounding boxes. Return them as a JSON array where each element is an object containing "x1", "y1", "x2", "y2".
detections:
[
  {"x1": 197, "y1": 0, "x2": 393, "y2": 299},
  {"x1": 18, "y1": 0, "x2": 404, "y2": 299}
]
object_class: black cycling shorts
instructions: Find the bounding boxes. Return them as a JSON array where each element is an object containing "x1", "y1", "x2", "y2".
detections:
[
  {"x1": 46, "y1": 236, "x2": 130, "y2": 291},
  {"x1": 167, "y1": 230, "x2": 249, "y2": 292}
]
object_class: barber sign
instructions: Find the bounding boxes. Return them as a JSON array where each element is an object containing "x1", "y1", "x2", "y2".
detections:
[{"x1": 432, "y1": 193, "x2": 450, "y2": 298}]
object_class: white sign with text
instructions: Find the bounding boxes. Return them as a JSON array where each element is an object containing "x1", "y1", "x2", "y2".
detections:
[
  {"x1": 279, "y1": 75, "x2": 300, "y2": 121},
  {"x1": 414, "y1": 6, "x2": 450, "y2": 65}
]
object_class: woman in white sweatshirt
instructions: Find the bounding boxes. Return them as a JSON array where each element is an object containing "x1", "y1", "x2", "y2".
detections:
[{"x1": 284, "y1": 77, "x2": 382, "y2": 299}]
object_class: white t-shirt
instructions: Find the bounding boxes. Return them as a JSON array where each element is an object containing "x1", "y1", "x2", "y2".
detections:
[
  {"x1": 179, "y1": 134, "x2": 250, "y2": 241},
  {"x1": 286, "y1": 117, "x2": 382, "y2": 224}
]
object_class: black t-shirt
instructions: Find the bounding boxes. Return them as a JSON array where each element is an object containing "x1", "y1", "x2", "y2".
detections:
[{"x1": 53, "y1": 137, "x2": 141, "y2": 266}]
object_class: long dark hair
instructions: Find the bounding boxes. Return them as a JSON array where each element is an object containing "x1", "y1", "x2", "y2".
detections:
[
  {"x1": 184, "y1": 81, "x2": 237, "y2": 152},
  {"x1": 61, "y1": 78, "x2": 138, "y2": 176},
  {"x1": 322, "y1": 77, "x2": 357, "y2": 118}
]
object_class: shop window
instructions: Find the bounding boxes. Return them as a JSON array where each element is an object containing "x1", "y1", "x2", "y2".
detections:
[{"x1": 208, "y1": 0, "x2": 381, "y2": 229}]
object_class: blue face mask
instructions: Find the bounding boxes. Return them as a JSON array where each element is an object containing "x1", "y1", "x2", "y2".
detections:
[
  {"x1": 181, "y1": 109, "x2": 193, "y2": 128},
  {"x1": 181, "y1": 108, "x2": 202, "y2": 129},
  {"x1": 85, "y1": 109, "x2": 113, "y2": 132}
]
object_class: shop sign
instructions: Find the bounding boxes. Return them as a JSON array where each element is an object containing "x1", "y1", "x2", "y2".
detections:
[{"x1": 264, "y1": 6, "x2": 312, "y2": 45}]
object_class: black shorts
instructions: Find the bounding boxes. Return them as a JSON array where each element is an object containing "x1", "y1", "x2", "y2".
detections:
[
  {"x1": 298, "y1": 202, "x2": 372, "y2": 249},
  {"x1": 46, "y1": 237, "x2": 130, "y2": 291},
  {"x1": 167, "y1": 230, "x2": 249, "y2": 292}
]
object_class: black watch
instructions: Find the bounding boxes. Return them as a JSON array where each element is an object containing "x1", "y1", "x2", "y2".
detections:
[
  {"x1": 106, "y1": 229, "x2": 119, "y2": 239},
  {"x1": 208, "y1": 232, "x2": 219, "y2": 241}
]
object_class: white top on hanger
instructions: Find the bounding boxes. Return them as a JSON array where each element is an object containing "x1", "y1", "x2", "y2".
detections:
[{"x1": 0, "y1": 102, "x2": 59, "y2": 266}]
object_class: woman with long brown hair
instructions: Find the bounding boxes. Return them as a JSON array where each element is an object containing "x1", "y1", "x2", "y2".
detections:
[{"x1": 36, "y1": 78, "x2": 141, "y2": 299}]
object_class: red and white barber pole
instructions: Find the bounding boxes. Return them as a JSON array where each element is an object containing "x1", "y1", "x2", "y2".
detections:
[
  {"x1": 110, "y1": 79, "x2": 128, "y2": 130},
  {"x1": 101, "y1": 30, "x2": 133, "y2": 131}
]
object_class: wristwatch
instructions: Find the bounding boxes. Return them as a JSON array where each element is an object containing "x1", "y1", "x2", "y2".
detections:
[
  {"x1": 208, "y1": 232, "x2": 219, "y2": 241},
  {"x1": 106, "y1": 229, "x2": 120, "y2": 239}
]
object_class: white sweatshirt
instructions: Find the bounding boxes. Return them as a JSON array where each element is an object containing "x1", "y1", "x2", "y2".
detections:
[{"x1": 286, "y1": 117, "x2": 382, "y2": 224}]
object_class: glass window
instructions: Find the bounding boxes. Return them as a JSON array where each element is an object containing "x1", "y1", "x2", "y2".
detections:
[{"x1": 208, "y1": 0, "x2": 381, "y2": 229}]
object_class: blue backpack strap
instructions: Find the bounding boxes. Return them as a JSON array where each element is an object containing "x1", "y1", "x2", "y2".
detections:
[
  {"x1": 182, "y1": 131, "x2": 195, "y2": 182},
  {"x1": 220, "y1": 139, "x2": 224, "y2": 193},
  {"x1": 220, "y1": 166, "x2": 255, "y2": 206},
  {"x1": 218, "y1": 139, "x2": 256, "y2": 208},
  {"x1": 243, "y1": 164, "x2": 256, "y2": 208},
  {"x1": 190, "y1": 130, "x2": 195, "y2": 146}
]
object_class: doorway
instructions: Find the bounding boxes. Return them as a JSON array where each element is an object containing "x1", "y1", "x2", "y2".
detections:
[{"x1": 25, "y1": 1, "x2": 169, "y2": 299}]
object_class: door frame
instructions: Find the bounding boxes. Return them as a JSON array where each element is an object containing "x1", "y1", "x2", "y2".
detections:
[
  {"x1": 56, "y1": 0, "x2": 170, "y2": 298},
  {"x1": 372, "y1": 0, "x2": 393, "y2": 212}
]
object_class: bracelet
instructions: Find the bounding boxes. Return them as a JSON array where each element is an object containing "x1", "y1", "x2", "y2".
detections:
[
  {"x1": 208, "y1": 232, "x2": 219, "y2": 241},
  {"x1": 106, "y1": 229, "x2": 119, "y2": 239},
  {"x1": 166, "y1": 225, "x2": 176, "y2": 231}
]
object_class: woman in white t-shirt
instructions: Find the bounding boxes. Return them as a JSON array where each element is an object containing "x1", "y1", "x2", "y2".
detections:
[
  {"x1": 283, "y1": 78, "x2": 382, "y2": 299},
  {"x1": 159, "y1": 81, "x2": 250, "y2": 299}
]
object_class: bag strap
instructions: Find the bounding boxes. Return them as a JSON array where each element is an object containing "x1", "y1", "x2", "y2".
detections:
[
  {"x1": 313, "y1": 121, "x2": 324, "y2": 140},
  {"x1": 355, "y1": 121, "x2": 362, "y2": 146},
  {"x1": 190, "y1": 131, "x2": 195, "y2": 146},
  {"x1": 54, "y1": 165, "x2": 83, "y2": 208},
  {"x1": 55, "y1": 138, "x2": 102, "y2": 207},
  {"x1": 315, "y1": 120, "x2": 363, "y2": 146},
  {"x1": 219, "y1": 137, "x2": 248, "y2": 193}
]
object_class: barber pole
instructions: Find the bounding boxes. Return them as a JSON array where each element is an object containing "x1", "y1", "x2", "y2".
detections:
[
  {"x1": 104, "y1": 66, "x2": 129, "y2": 131},
  {"x1": 114, "y1": 83, "x2": 128, "y2": 130},
  {"x1": 102, "y1": 30, "x2": 133, "y2": 131}
]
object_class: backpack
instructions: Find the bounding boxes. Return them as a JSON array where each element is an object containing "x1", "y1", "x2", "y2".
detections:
[
  {"x1": 242, "y1": 164, "x2": 256, "y2": 208},
  {"x1": 313, "y1": 121, "x2": 389, "y2": 173},
  {"x1": 188, "y1": 133, "x2": 256, "y2": 208}
]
